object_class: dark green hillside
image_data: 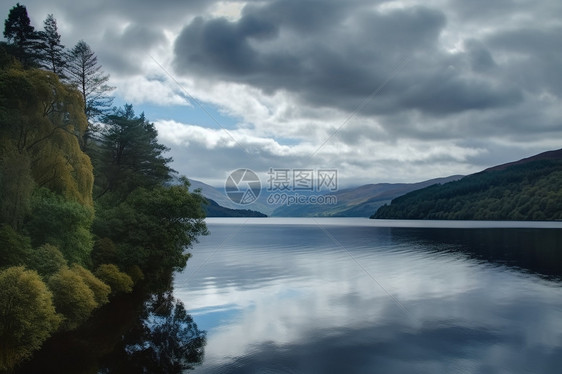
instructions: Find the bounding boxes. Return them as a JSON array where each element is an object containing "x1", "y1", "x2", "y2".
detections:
[
  {"x1": 272, "y1": 176, "x2": 462, "y2": 217},
  {"x1": 373, "y1": 149, "x2": 562, "y2": 221},
  {"x1": 204, "y1": 198, "x2": 267, "y2": 217}
]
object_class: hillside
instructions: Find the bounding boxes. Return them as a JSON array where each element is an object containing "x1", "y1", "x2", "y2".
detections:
[
  {"x1": 373, "y1": 149, "x2": 562, "y2": 220},
  {"x1": 188, "y1": 179, "x2": 240, "y2": 210},
  {"x1": 272, "y1": 176, "x2": 462, "y2": 217},
  {"x1": 204, "y1": 198, "x2": 267, "y2": 217}
]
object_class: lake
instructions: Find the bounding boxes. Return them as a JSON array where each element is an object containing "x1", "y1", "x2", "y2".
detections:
[{"x1": 174, "y1": 218, "x2": 562, "y2": 374}]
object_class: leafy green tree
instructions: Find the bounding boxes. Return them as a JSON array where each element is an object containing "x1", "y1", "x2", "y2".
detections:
[
  {"x1": 91, "y1": 237, "x2": 119, "y2": 267},
  {"x1": 94, "y1": 179, "x2": 207, "y2": 275},
  {"x1": 37, "y1": 14, "x2": 66, "y2": 77},
  {"x1": 2, "y1": 3, "x2": 41, "y2": 66},
  {"x1": 95, "y1": 264, "x2": 133, "y2": 296},
  {"x1": 0, "y1": 224, "x2": 31, "y2": 268},
  {"x1": 71, "y1": 264, "x2": 110, "y2": 306},
  {"x1": 25, "y1": 188, "x2": 94, "y2": 266},
  {"x1": 66, "y1": 40, "x2": 114, "y2": 146},
  {"x1": 0, "y1": 266, "x2": 61, "y2": 370},
  {"x1": 48, "y1": 266, "x2": 98, "y2": 330},
  {"x1": 28, "y1": 243, "x2": 66, "y2": 277}
]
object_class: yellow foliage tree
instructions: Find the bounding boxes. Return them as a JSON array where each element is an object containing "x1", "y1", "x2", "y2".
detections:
[
  {"x1": 0, "y1": 64, "x2": 93, "y2": 208},
  {"x1": 0, "y1": 267, "x2": 61, "y2": 370}
]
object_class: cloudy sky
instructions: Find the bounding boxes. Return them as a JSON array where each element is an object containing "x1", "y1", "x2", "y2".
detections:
[{"x1": 4, "y1": 0, "x2": 562, "y2": 187}]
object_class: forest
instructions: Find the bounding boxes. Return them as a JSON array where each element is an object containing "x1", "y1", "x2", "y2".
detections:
[
  {"x1": 373, "y1": 155, "x2": 562, "y2": 220},
  {"x1": 0, "y1": 4, "x2": 207, "y2": 371}
]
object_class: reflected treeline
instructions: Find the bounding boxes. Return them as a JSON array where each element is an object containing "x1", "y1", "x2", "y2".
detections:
[
  {"x1": 391, "y1": 227, "x2": 562, "y2": 280},
  {"x1": 13, "y1": 288, "x2": 206, "y2": 374},
  {"x1": 100, "y1": 291, "x2": 206, "y2": 373}
]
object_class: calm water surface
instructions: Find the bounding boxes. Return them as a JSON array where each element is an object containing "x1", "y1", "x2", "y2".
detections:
[{"x1": 174, "y1": 218, "x2": 562, "y2": 373}]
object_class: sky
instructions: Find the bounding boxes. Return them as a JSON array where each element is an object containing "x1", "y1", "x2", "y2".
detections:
[{"x1": 3, "y1": 0, "x2": 562, "y2": 187}]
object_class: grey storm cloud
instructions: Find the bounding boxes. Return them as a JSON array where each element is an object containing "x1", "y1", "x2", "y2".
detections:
[
  {"x1": 6, "y1": 0, "x2": 561, "y2": 183},
  {"x1": 172, "y1": 0, "x2": 525, "y2": 117}
]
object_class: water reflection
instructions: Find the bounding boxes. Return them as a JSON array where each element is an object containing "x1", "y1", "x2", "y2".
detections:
[
  {"x1": 15, "y1": 288, "x2": 206, "y2": 374},
  {"x1": 388, "y1": 227, "x2": 562, "y2": 280},
  {"x1": 175, "y1": 218, "x2": 562, "y2": 373},
  {"x1": 100, "y1": 291, "x2": 206, "y2": 374}
]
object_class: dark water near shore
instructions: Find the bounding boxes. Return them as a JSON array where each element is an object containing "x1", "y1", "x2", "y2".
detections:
[
  {"x1": 174, "y1": 218, "x2": 562, "y2": 374},
  {"x1": 14, "y1": 218, "x2": 562, "y2": 373}
]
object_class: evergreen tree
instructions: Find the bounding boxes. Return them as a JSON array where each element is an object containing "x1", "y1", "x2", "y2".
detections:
[
  {"x1": 3, "y1": 3, "x2": 41, "y2": 66},
  {"x1": 95, "y1": 104, "x2": 174, "y2": 198},
  {"x1": 66, "y1": 40, "x2": 114, "y2": 147},
  {"x1": 37, "y1": 14, "x2": 66, "y2": 77}
]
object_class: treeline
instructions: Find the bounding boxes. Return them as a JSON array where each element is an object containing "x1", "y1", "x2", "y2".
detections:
[
  {"x1": 0, "y1": 4, "x2": 207, "y2": 371},
  {"x1": 373, "y1": 156, "x2": 562, "y2": 220}
]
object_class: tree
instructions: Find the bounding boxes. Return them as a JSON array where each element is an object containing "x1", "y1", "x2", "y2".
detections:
[
  {"x1": 0, "y1": 266, "x2": 61, "y2": 370},
  {"x1": 70, "y1": 264, "x2": 111, "y2": 306},
  {"x1": 25, "y1": 188, "x2": 94, "y2": 266},
  {"x1": 0, "y1": 224, "x2": 31, "y2": 268},
  {"x1": 37, "y1": 14, "x2": 66, "y2": 77},
  {"x1": 2, "y1": 3, "x2": 41, "y2": 66},
  {"x1": 93, "y1": 179, "x2": 207, "y2": 276},
  {"x1": 95, "y1": 104, "x2": 174, "y2": 198},
  {"x1": 66, "y1": 40, "x2": 114, "y2": 145},
  {"x1": 0, "y1": 65, "x2": 94, "y2": 207},
  {"x1": 0, "y1": 145, "x2": 34, "y2": 230},
  {"x1": 95, "y1": 264, "x2": 133, "y2": 296},
  {"x1": 28, "y1": 244, "x2": 67, "y2": 277},
  {"x1": 48, "y1": 266, "x2": 98, "y2": 330},
  {"x1": 104, "y1": 292, "x2": 206, "y2": 373}
]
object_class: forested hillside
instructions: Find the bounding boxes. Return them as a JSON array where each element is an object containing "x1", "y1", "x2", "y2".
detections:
[
  {"x1": 373, "y1": 150, "x2": 562, "y2": 220},
  {"x1": 204, "y1": 198, "x2": 267, "y2": 217},
  {"x1": 0, "y1": 4, "x2": 206, "y2": 370}
]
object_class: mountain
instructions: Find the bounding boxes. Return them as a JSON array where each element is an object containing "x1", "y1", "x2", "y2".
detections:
[
  {"x1": 204, "y1": 198, "x2": 267, "y2": 217},
  {"x1": 188, "y1": 179, "x2": 240, "y2": 210},
  {"x1": 188, "y1": 179, "x2": 275, "y2": 215},
  {"x1": 271, "y1": 176, "x2": 463, "y2": 217},
  {"x1": 373, "y1": 148, "x2": 562, "y2": 221}
]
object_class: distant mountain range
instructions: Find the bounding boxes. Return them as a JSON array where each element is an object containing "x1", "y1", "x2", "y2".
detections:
[
  {"x1": 187, "y1": 148, "x2": 562, "y2": 220},
  {"x1": 187, "y1": 175, "x2": 462, "y2": 217},
  {"x1": 271, "y1": 176, "x2": 463, "y2": 217},
  {"x1": 373, "y1": 148, "x2": 562, "y2": 220}
]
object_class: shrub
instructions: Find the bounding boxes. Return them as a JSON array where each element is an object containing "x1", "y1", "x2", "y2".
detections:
[
  {"x1": 48, "y1": 266, "x2": 98, "y2": 330},
  {"x1": 28, "y1": 244, "x2": 66, "y2": 277},
  {"x1": 70, "y1": 264, "x2": 110, "y2": 306},
  {"x1": 0, "y1": 267, "x2": 61, "y2": 370},
  {"x1": 95, "y1": 264, "x2": 133, "y2": 296}
]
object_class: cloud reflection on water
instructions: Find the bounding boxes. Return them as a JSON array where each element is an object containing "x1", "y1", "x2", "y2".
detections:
[{"x1": 174, "y1": 219, "x2": 562, "y2": 373}]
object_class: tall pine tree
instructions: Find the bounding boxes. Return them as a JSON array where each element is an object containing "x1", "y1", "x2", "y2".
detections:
[
  {"x1": 37, "y1": 14, "x2": 66, "y2": 77},
  {"x1": 95, "y1": 104, "x2": 174, "y2": 199},
  {"x1": 3, "y1": 3, "x2": 41, "y2": 67},
  {"x1": 66, "y1": 40, "x2": 114, "y2": 148}
]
